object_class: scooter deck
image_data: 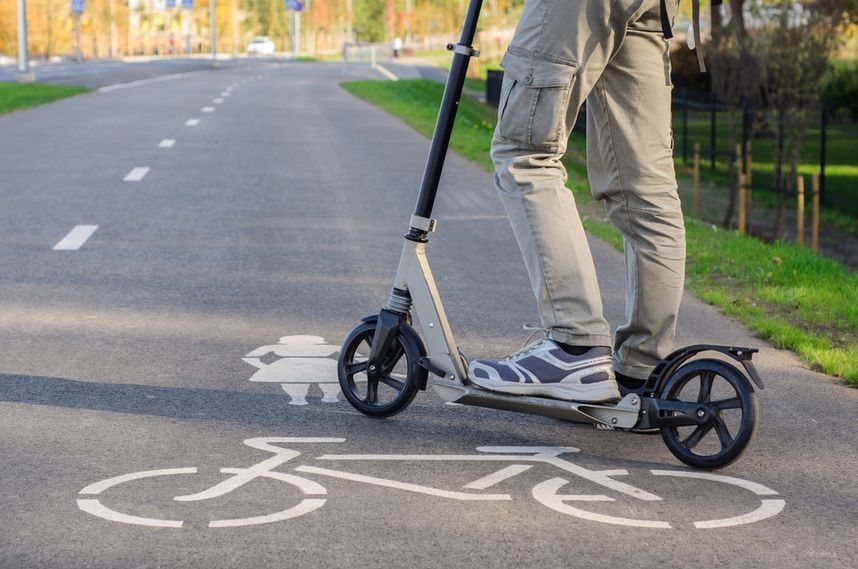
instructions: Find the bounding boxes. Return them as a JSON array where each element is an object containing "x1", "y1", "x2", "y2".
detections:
[{"x1": 431, "y1": 382, "x2": 642, "y2": 429}]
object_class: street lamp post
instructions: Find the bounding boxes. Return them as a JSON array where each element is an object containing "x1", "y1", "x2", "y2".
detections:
[
  {"x1": 16, "y1": 0, "x2": 35, "y2": 82},
  {"x1": 74, "y1": 13, "x2": 82, "y2": 62},
  {"x1": 210, "y1": 0, "x2": 217, "y2": 65}
]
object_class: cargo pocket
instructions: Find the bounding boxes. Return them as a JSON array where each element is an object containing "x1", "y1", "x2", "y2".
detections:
[{"x1": 496, "y1": 51, "x2": 578, "y2": 152}]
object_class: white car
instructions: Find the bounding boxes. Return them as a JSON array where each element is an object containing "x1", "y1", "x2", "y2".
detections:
[{"x1": 247, "y1": 37, "x2": 275, "y2": 56}]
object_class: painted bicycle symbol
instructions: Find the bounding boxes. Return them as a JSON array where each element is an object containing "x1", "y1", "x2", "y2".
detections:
[{"x1": 77, "y1": 438, "x2": 785, "y2": 529}]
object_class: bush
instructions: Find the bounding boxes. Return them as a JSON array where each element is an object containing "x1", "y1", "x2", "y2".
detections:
[
  {"x1": 670, "y1": 45, "x2": 712, "y2": 93},
  {"x1": 822, "y1": 62, "x2": 858, "y2": 121}
]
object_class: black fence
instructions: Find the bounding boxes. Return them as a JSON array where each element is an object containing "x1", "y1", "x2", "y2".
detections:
[{"x1": 672, "y1": 89, "x2": 855, "y2": 217}]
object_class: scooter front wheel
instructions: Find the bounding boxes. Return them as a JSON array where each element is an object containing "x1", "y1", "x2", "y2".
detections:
[
  {"x1": 338, "y1": 320, "x2": 426, "y2": 418},
  {"x1": 659, "y1": 359, "x2": 759, "y2": 470}
]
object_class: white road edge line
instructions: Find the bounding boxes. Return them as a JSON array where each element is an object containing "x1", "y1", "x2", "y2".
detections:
[
  {"x1": 97, "y1": 70, "x2": 207, "y2": 93},
  {"x1": 123, "y1": 167, "x2": 150, "y2": 182},
  {"x1": 372, "y1": 63, "x2": 399, "y2": 82},
  {"x1": 186, "y1": 118, "x2": 200, "y2": 126},
  {"x1": 53, "y1": 225, "x2": 98, "y2": 251},
  {"x1": 158, "y1": 139, "x2": 176, "y2": 148}
]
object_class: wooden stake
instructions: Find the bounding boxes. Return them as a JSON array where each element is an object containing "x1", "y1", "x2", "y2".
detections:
[
  {"x1": 693, "y1": 143, "x2": 700, "y2": 216},
  {"x1": 796, "y1": 175, "x2": 805, "y2": 246},
  {"x1": 812, "y1": 173, "x2": 820, "y2": 253},
  {"x1": 736, "y1": 144, "x2": 745, "y2": 234}
]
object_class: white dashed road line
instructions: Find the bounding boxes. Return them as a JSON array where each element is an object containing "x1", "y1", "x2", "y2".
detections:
[
  {"x1": 213, "y1": 98, "x2": 224, "y2": 103},
  {"x1": 201, "y1": 106, "x2": 215, "y2": 113},
  {"x1": 221, "y1": 92, "x2": 231, "y2": 97},
  {"x1": 186, "y1": 118, "x2": 200, "y2": 126},
  {"x1": 53, "y1": 225, "x2": 98, "y2": 251},
  {"x1": 158, "y1": 139, "x2": 176, "y2": 148},
  {"x1": 123, "y1": 167, "x2": 150, "y2": 182}
]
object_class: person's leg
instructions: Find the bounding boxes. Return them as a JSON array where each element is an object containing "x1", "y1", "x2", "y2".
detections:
[
  {"x1": 489, "y1": 0, "x2": 639, "y2": 349},
  {"x1": 470, "y1": 1, "x2": 659, "y2": 401},
  {"x1": 586, "y1": 1, "x2": 685, "y2": 380}
]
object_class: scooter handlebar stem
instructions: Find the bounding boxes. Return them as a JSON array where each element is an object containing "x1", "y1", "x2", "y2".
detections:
[{"x1": 411, "y1": 0, "x2": 484, "y2": 225}]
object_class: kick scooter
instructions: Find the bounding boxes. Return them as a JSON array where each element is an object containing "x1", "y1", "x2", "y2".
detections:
[{"x1": 337, "y1": 0, "x2": 764, "y2": 470}]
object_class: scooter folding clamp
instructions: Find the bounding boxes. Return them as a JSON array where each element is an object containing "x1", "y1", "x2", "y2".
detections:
[
  {"x1": 409, "y1": 215, "x2": 438, "y2": 233},
  {"x1": 447, "y1": 43, "x2": 480, "y2": 58}
]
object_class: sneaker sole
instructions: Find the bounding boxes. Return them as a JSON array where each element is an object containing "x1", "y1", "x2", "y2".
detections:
[{"x1": 468, "y1": 377, "x2": 621, "y2": 403}]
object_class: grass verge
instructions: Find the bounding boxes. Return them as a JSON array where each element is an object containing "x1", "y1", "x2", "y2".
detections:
[
  {"x1": 341, "y1": 78, "x2": 857, "y2": 386},
  {"x1": 0, "y1": 82, "x2": 90, "y2": 116}
]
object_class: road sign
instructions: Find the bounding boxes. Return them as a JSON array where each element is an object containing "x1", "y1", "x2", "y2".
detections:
[
  {"x1": 182, "y1": 0, "x2": 193, "y2": 8},
  {"x1": 165, "y1": 0, "x2": 176, "y2": 7},
  {"x1": 71, "y1": 0, "x2": 84, "y2": 14},
  {"x1": 284, "y1": 0, "x2": 304, "y2": 11}
]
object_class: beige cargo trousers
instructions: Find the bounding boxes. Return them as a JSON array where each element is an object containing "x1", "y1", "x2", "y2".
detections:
[{"x1": 492, "y1": 0, "x2": 684, "y2": 379}]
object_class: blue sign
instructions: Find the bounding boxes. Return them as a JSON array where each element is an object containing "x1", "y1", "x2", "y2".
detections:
[
  {"x1": 166, "y1": 0, "x2": 176, "y2": 7},
  {"x1": 284, "y1": 0, "x2": 304, "y2": 11},
  {"x1": 182, "y1": 0, "x2": 193, "y2": 8},
  {"x1": 71, "y1": 0, "x2": 84, "y2": 14}
]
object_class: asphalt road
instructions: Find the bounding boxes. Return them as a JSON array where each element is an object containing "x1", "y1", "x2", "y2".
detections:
[
  {"x1": 0, "y1": 60, "x2": 855, "y2": 569},
  {"x1": 0, "y1": 58, "x2": 246, "y2": 89}
]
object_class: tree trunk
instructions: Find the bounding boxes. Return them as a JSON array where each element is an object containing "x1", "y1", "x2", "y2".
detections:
[
  {"x1": 729, "y1": 0, "x2": 747, "y2": 42},
  {"x1": 722, "y1": 108, "x2": 738, "y2": 228}
]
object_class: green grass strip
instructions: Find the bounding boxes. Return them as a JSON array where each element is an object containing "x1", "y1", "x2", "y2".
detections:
[
  {"x1": 0, "y1": 82, "x2": 90, "y2": 116},
  {"x1": 341, "y1": 79, "x2": 857, "y2": 386}
]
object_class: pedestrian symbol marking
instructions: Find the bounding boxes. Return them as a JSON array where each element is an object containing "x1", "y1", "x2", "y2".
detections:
[{"x1": 244, "y1": 335, "x2": 342, "y2": 405}]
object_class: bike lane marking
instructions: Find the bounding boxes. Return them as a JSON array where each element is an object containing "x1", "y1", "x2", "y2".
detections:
[
  {"x1": 77, "y1": 499, "x2": 184, "y2": 528},
  {"x1": 532, "y1": 478, "x2": 671, "y2": 529},
  {"x1": 650, "y1": 470, "x2": 785, "y2": 528},
  {"x1": 692, "y1": 499, "x2": 786, "y2": 529},
  {"x1": 208, "y1": 498, "x2": 327, "y2": 528},
  {"x1": 463, "y1": 465, "x2": 533, "y2": 490},
  {"x1": 78, "y1": 467, "x2": 197, "y2": 528},
  {"x1": 295, "y1": 466, "x2": 511, "y2": 501},
  {"x1": 79, "y1": 467, "x2": 198, "y2": 495},
  {"x1": 209, "y1": 469, "x2": 328, "y2": 528},
  {"x1": 650, "y1": 470, "x2": 780, "y2": 495},
  {"x1": 75, "y1": 439, "x2": 786, "y2": 530},
  {"x1": 317, "y1": 448, "x2": 661, "y2": 502}
]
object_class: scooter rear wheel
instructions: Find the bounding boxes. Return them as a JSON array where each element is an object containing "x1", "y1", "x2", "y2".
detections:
[
  {"x1": 338, "y1": 320, "x2": 426, "y2": 418},
  {"x1": 659, "y1": 359, "x2": 759, "y2": 469}
]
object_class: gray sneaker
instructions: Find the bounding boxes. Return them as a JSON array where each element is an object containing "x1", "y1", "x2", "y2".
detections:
[{"x1": 468, "y1": 339, "x2": 620, "y2": 403}]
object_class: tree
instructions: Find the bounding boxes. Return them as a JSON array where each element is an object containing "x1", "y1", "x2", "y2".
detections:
[
  {"x1": 707, "y1": 0, "x2": 853, "y2": 239},
  {"x1": 354, "y1": 0, "x2": 385, "y2": 42},
  {"x1": 752, "y1": 0, "x2": 851, "y2": 238}
]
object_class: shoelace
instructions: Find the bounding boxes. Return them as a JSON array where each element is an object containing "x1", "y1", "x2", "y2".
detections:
[{"x1": 501, "y1": 324, "x2": 553, "y2": 361}]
